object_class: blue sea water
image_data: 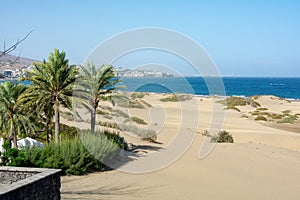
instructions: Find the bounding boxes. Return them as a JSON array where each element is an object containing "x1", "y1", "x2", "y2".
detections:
[
  {"x1": 120, "y1": 77, "x2": 300, "y2": 100},
  {"x1": 2, "y1": 77, "x2": 299, "y2": 99}
]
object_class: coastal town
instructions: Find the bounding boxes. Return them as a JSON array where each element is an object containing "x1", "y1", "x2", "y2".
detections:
[{"x1": 0, "y1": 55, "x2": 174, "y2": 79}]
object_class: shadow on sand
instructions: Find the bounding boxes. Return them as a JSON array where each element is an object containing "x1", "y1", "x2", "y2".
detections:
[
  {"x1": 102, "y1": 144, "x2": 164, "y2": 171},
  {"x1": 62, "y1": 183, "x2": 164, "y2": 199}
]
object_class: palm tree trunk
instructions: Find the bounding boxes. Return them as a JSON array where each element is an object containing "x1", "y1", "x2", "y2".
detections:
[
  {"x1": 54, "y1": 101, "x2": 60, "y2": 142},
  {"x1": 12, "y1": 128, "x2": 18, "y2": 149},
  {"x1": 91, "y1": 107, "x2": 96, "y2": 133},
  {"x1": 47, "y1": 121, "x2": 52, "y2": 143}
]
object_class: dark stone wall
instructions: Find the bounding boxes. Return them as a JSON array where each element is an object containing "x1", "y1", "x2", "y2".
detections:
[
  {"x1": 0, "y1": 170, "x2": 37, "y2": 184},
  {"x1": 0, "y1": 167, "x2": 61, "y2": 200}
]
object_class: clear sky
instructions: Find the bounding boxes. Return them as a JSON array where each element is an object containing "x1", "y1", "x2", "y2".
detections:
[{"x1": 1, "y1": 0, "x2": 300, "y2": 76}]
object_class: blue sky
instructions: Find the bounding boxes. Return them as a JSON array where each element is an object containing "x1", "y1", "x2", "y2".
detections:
[{"x1": 1, "y1": 0, "x2": 300, "y2": 76}]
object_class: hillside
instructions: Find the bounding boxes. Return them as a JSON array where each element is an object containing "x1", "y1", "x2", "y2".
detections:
[{"x1": 0, "y1": 54, "x2": 39, "y2": 70}]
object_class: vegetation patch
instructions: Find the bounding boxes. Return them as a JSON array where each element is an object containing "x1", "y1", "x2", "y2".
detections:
[
  {"x1": 61, "y1": 111, "x2": 74, "y2": 121},
  {"x1": 99, "y1": 121, "x2": 118, "y2": 128},
  {"x1": 159, "y1": 94, "x2": 192, "y2": 102},
  {"x1": 211, "y1": 130, "x2": 234, "y2": 143},
  {"x1": 60, "y1": 124, "x2": 79, "y2": 140},
  {"x1": 0, "y1": 130, "x2": 124, "y2": 175},
  {"x1": 217, "y1": 96, "x2": 261, "y2": 112},
  {"x1": 112, "y1": 109, "x2": 130, "y2": 118},
  {"x1": 251, "y1": 112, "x2": 260, "y2": 116},
  {"x1": 225, "y1": 106, "x2": 241, "y2": 112},
  {"x1": 131, "y1": 92, "x2": 148, "y2": 99},
  {"x1": 268, "y1": 113, "x2": 283, "y2": 119},
  {"x1": 277, "y1": 115, "x2": 299, "y2": 124},
  {"x1": 140, "y1": 99, "x2": 152, "y2": 107},
  {"x1": 254, "y1": 116, "x2": 267, "y2": 121},
  {"x1": 130, "y1": 116, "x2": 147, "y2": 125},
  {"x1": 118, "y1": 124, "x2": 157, "y2": 142},
  {"x1": 114, "y1": 97, "x2": 145, "y2": 109},
  {"x1": 96, "y1": 109, "x2": 110, "y2": 116},
  {"x1": 256, "y1": 107, "x2": 268, "y2": 111},
  {"x1": 282, "y1": 110, "x2": 292, "y2": 115}
]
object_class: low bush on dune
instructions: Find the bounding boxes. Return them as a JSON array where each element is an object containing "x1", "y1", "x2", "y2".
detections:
[
  {"x1": 217, "y1": 96, "x2": 261, "y2": 111},
  {"x1": 99, "y1": 121, "x2": 118, "y2": 129},
  {"x1": 254, "y1": 116, "x2": 268, "y2": 121},
  {"x1": 270, "y1": 114, "x2": 283, "y2": 119},
  {"x1": 140, "y1": 99, "x2": 152, "y2": 107},
  {"x1": 1, "y1": 130, "x2": 124, "y2": 175},
  {"x1": 96, "y1": 109, "x2": 110, "y2": 116},
  {"x1": 114, "y1": 98, "x2": 145, "y2": 109},
  {"x1": 60, "y1": 111, "x2": 74, "y2": 121},
  {"x1": 225, "y1": 106, "x2": 241, "y2": 112},
  {"x1": 118, "y1": 124, "x2": 157, "y2": 142},
  {"x1": 112, "y1": 109, "x2": 130, "y2": 118},
  {"x1": 128, "y1": 116, "x2": 148, "y2": 125},
  {"x1": 159, "y1": 94, "x2": 192, "y2": 102},
  {"x1": 282, "y1": 110, "x2": 292, "y2": 115},
  {"x1": 98, "y1": 119, "x2": 155, "y2": 141},
  {"x1": 131, "y1": 92, "x2": 148, "y2": 99},
  {"x1": 277, "y1": 114, "x2": 299, "y2": 124},
  {"x1": 256, "y1": 107, "x2": 268, "y2": 111},
  {"x1": 211, "y1": 130, "x2": 234, "y2": 143}
]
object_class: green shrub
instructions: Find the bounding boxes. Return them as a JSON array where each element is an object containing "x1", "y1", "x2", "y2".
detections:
[
  {"x1": 269, "y1": 113, "x2": 283, "y2": 119},
  {"x1": 211, "y1": 130, "x2": 234, "y2": 143},
  {"x1": 99, "y1": 121, "x2": 118, "y2": 128},
  {"x1": 114, "y1": 98, "x2": 145, "y2": 109},
  {"x1": 118, "y1": 124, "x2": 157, "y2": 142},
  {"x1": 256, "y1": 107, "x2": 268, "y2": 111},
  {"x1": 61, "y1": 111, "x2": 74, "y2": 121},
  {"x1": 277, "y1": 115, "x2": 299, "y2": 124},
  {"x1": 33, "y1": 124, "x2": 79, "y2": 143},
  {"x1": 112, "y1": 109, "x2": 130, "y2": 118},
  {"x1": 282, "y1": 110, "x2": 292, "y2": 115},
  {"x1": 131, "y1": 92, "x2": 148, "y2": 99},
  {"x1": 225, "y1": 106, "x2": 241, "y2": 112},
  {"x1": 255, "y1": 116, "x2": 267, "y2": 121},
  {"x1": 140, "y1": 99, "x2": 152, "y2": 107},
  {"x1": 0, "y1": 140, "x2": 30, "y2": 167},
  {"x1": 1, "y1": 130, "x2": 124, "y2": 175},
  {"x1": 160, "y1": 94, "x2": 192, "y2": 102},
  {"x1": 96, "y1": 109, "x2": 110, "y2": 115},
  {"x1": 129, "y1": 100, "x2": 145, "y2": 109},
  {"x1": 130, "y1": 116, "x2": 147, "y2": 125},
  {"x1": 217, "y1": 96, "x2": 261, "y2": 108},
  {"x1": 257, "y1": 112, "x2": 269, "y2": 116},
  {"x1": 60, "y1": 124, "x2": 79, "y2": 140}
]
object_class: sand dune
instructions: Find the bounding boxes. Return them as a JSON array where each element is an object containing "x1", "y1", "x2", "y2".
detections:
[{"x1": 61, "y1": 94, "x2": 300, "y2": 199}]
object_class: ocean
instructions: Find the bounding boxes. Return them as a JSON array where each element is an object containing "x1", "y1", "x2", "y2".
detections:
[
  {"x1": 2, "y1": 77, "x2": 299, "y2": 100},
  {"x1": 120, "y1": 77, "x2": 300, "y2": 100}
]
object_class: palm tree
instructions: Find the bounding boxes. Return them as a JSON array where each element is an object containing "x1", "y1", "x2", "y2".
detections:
[
  {"x1": 77, "y1": 63, "x2": 121, "y2": 133},
  {"x1": 21, "y1": 49, "x2": 78, "y2": 142},
  {"x1": 19, "y1": 86, "x2": 54, "y2": 143},
  {"x1": 0, "y1": 82, "x2": 36, "y2": 148}
]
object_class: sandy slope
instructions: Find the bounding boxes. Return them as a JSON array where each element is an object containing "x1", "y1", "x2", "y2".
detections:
[{"x1": 61, "y1": 95, "x2": 300, "y2": 200}]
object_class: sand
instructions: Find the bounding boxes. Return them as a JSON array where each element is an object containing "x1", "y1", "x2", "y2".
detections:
[{"x1": 61, "y1": 94, "x2": 300, "y2": 200}]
